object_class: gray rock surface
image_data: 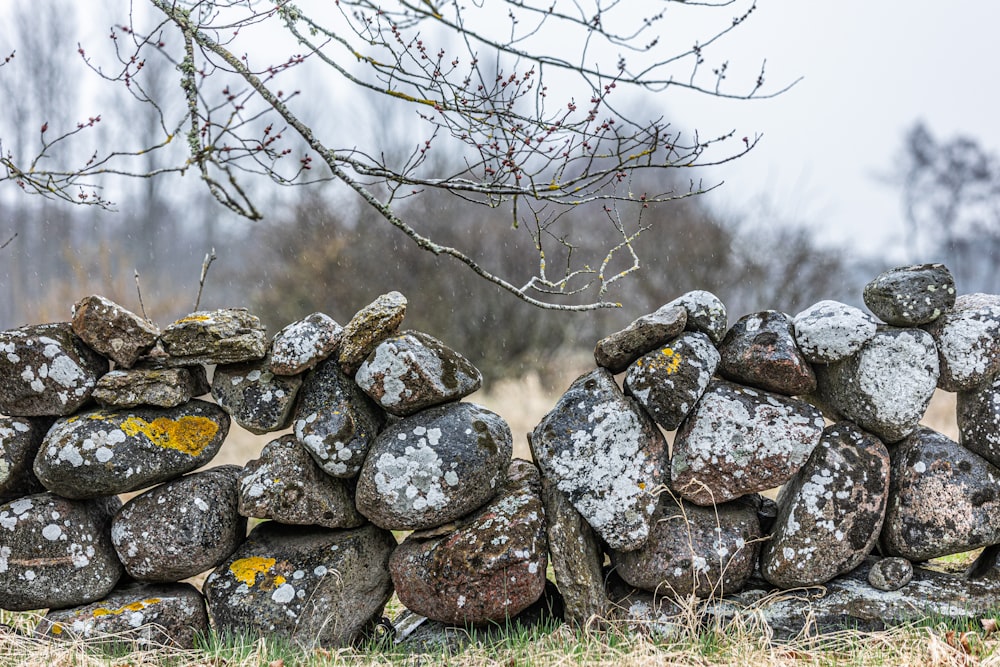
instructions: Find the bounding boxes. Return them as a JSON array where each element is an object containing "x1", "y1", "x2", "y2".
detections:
[
  {"x1": 92, "y1": 366, "x2": 206, "y2": 408},
  {"x1": 160, "y1": 308, "x2": 268, "y2": 366},
  {"x1": 0, "y1": 492, "x2": 123, "y2": 611},
  {"x1": 813, "y1": 327, "x2": 939, "y2": 443},
  {"x1": 0, "y1": 322, "x2": 108, "y2": 416},
  {"x1": 666, "y1": 290, "x2": 728, "y2": 345},
  {"x1": 71, "y1": 295, "x2": 160, "y2": 368},
  {"x1": 0, "y1": 416, "x2": 50, "y2": 502},
  {"x1": 868, "y1": 557, "x2": 913, "y2": 591},
  {"x1": 355, "y1": 330, "x2": 482, "y2": 416},
  {"x1": 390, "y1": 460, "x2": 547, "y2": 624},
  {"x1": 623, "y1": 332, "x2": 719, "y2": 431},
  {"x1": 212, "y1": 356, "x2": 302, "y2": 434},
  {"x1": 293, "y1": 357, "x2": 385, "y2": 478},
  {"x1": 530, "y1": 368, "x2": 667, "y2": 552},
  {"x1": 34, "y1": 400, "x2": 230, "y2": 498},
  {"x1": 204, "y1": 521, "x2": 396, "y2": 647},
  {"x1": 594, "y1": 304, "x2": 687, "y2": 374},
  {"x1": 760, "y1": 422, "x2": 890, "y2": 589},
  {"x1": 356, "y1": 402, "x2": 512, "y2": 531},
  {"x1": 881, "y1": 427, "x2": 1000, "y2": 561},
  {"x1": 670, "y1": 379, "x2": 825, "y2": 506},
  {"x1": 923, "y1": 293, "x2": 1000, "y2": 391},
  {"x1": 957, "y1": 376, "x2": 1000, "y2": 468},
  {"x1": 792, "y1": 300, "x2": 879, "y2": 364},
  {"x1": 111, "y1": 465, "x2": 246, "y2": 582},
  {"x1": 717, "y1": 311, "x2": 816, "y2": 396},
  {"x1": 239, "y1": 434, "x2": 365, "y2": 529},
  {"x1": 35, "y1": 582, "x2": 209, "y2": 648},
  {"x1": 338, "y1": 291, "x2": 407, "y2": 375},
  {"x1": 863, "y1": 263, "x2": 956, "y2": 326},
  {"x1": 269, "y1": 312, "x2": 342, "y2": 376}
]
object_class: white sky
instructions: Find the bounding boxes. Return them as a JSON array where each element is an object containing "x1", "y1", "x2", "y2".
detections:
[{"x1": 663, "y1": 1, "x2": 1000, "y2": 260}]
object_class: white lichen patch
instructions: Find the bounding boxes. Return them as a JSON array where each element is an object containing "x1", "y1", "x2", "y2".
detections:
[
  {"x1": 373, "y1": 437, "x2": 450, "y2": 513},
  {"x1": 933, "y1": 299, "x2": 1000, "y2": 389},
  {"x1": 854, "y1": 331, "x2": 939, "y2": 433},
  {"x1": 793, "y1": 300, "x2": 877, "y2": 363}
]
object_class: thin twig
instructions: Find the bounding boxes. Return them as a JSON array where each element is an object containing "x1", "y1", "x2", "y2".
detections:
[
  {"x1": 194, "y1": 248, "x2": 217, "y2": 312},
  {"x1": 133, "y1": 269, "x2": 149, "y2": 322},
  {"x1": 0, "y1": 233, "x2": 16, "y2": 250}
]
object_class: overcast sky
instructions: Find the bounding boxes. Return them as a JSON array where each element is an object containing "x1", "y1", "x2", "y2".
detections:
[{"x1": 663, "y1": 1, "x2": 1000, "y2": 262}]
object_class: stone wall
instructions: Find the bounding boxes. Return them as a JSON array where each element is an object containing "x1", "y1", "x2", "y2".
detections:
[{"x1": 2, "y1": 263, "x2": 1000, "y2": 648}]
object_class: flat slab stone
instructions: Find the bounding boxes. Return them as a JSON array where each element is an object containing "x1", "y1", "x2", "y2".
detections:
[
  {"x1": 355, "y1": 402, "x2": 513, "y2": 531},
  {"x1": 666, "y1": 290, "x2": 728, "y2": 345},
  {"x1": 0, "y1": 416, "x2": 50, "y2": 503},
  {"x1": 760, "y1": 422, "x2": 890, "y2": 589},
  {"x1": 923, "y1": 293, "x2": 1000, "y2": 391},
  {"x1": 792, "y1": 300, "x2": 878, "y2": 364},
  {"x1": 338, "y1": 291, "x2": 407, "y2": 375},
  {"x1": 71, "y1": 295, "x2": 160, "y2": 368},
  {"x1": 594, "y1": 304, "x2": 687, "y2": 374},
  {"x1": 204, "y1": 521, "x2": 396, "y2": 647},
  {"x1": 863, "y1": 263, "x2": 956, "y2": 326},
  {"x1": 34, "y1": 400, "x2": 230, "y2": 498},
  {"x1": 957, "y1": 376, "x2": 1000, "y2": 467},
  {"x1": 269, "y1": 312, "x2": 342, "y2": 376},
  {"x1": 0, "y1": 492, "x2": 123, "y2": 611},
  {"x1": 530, "y1": 368, "x2": 666, "y2": 552},
  {"x1": 670, "y1": 379, "x2": 825, "y2": 506},
  {"x1": 0, "y1": 322, "x2": 108, "y2": 416},
  {"x1": 92, "y1": 366, "x2": 207, "y2": 409},
  {"x1": 355, "y1": 330, "x2": 482, "y2": 416},
  {"x1": 160, "y1": 308, "x2": 268, "y2": 366},
  {"x1": 111, "y1": 465, "x2": 246, "y2": 582},
  {"x1": 239, "y1": 434, "x2": 365, "y2": 529},
  {"x1": 35, "y1": 582, "x2": 209, "y2": 648},
  {"x1": 718, "y1": 310, "x2": 816, "y2": 396},
  {"x1": 212, "y1": 356, "x2": 302, "y2": 434}
]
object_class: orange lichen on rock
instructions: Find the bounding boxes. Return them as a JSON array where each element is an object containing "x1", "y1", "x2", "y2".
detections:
[
  {"x1": 119, "y1": 416, "x2": 219, "y2": 456},
  {"x1": 229, "y1": 556, "x2": 283, "y2": 588},
  {"x1": 91, "y1": 598, "x2": 162, "y2": 617}
]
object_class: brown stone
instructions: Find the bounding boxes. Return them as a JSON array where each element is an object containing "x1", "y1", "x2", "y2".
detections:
[
  {"x1": 71, "y1": 295, "x2": 159, "y2": 368},
  {"x1": 717, "y1": 310, "x2": 816, "y2": 396},
  {"x1": 338, "y1": 291, "x2": 407, "y2": 375},
  {"x1": 594, "y1": 304, "x2": 687, "y2": 374}
]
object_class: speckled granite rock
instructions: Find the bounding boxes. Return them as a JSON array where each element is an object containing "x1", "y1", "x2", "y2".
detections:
[
  {"x1": 813, "y1": 327, "x2": 939, "y2": 443},
  {"x1": 530, "y1": 368, "x2": 667, "y2": 552},
  {"x1": 0, "y1": 322, "x2": 108, "y2": 416},
  {"x1": 670, "y1": 379, "x2": 825, "y2": 506},
  {"x1": 390, "y1": 460, "x2": 547, "y2": 624},
  {"x1": 355, "y1": 330, "x2": 482, "y2": 416},
  {"x1": 0, "y1": 416, "x2": 50, "y2": 502},
  {"x1": 760, "y1": 423, "x2": 890, "y2": 589},
  {"x1": 34, "y1": 400, "x2": 230, "y2": 499},
  {"x1": 338, "y1": 291, "x2": 407, "y2": 376},
  {"x1": 212, "y1": 356, "x2": 302, "y2": 434},
  {"x1": 160, "y1": 308, "x2": 268, "y2": 366},
  {"x1": 203, "y1": 521, "x2": 396, "y2": 647},
  {"x1": 957, "y1": 376, "x2": 1000, "y2": 467},
  {"x1": 35, "y1": 582, "x2": 209, "y2": 648},
  {"x1": 111, "y1": 466, "x2": 246, "y2": 582},
  {"x1": 718, "y1": 311, "x2": 816, "y2": 396},
  {"x1": 269, "y1": 312, "x2": 342, "y2": 376},
  {"x1": 666, "y1": 290, "x2": 728, "y2": 345},
  {"x1": 594, "y1": 304, "x2": 687, "y2": 374},
  {"x1": 623, "y1": 332, "x2": 719, "y2": 431},
  {"x1": 880, "y1": 427, "x2": 1000, "y2": 561},
  {"x1": 924, "y1": 293, "x2": 1000, "y2": 391},
  {"x1": 868, "y1": 557, "x2": 913, "y2": 591},
  {"x1": 0, "y1": 492, "x2": 123, "y2": 611},
  {"x1": 239, "y1": 435, "x2": 365, "y2": 529},
  {"x1": 863, "y1": 264, "x2": 956, "y2": 326},
  {"x1": 71, "y1": 295, "x2": 159, "y2": 368},
  {"x1": 92, "y1": 367, "x2": 207, "y2": 409},
  {"x1": 793, "y1": 300, "x2": 879, "y2": 364},
  {"x1": 355, "y1": 402, "x2": 512, "y2": 531}
]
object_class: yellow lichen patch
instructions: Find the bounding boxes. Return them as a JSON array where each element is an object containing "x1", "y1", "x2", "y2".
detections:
[
  {"x1": 652, "y1": 348, "x2": 682, "y2": 374},
  {"x1": 119, "y1": 416, "x2": 219, "y2": 456},
  {"x1": 50, "y1": 624, "x2": 63, "y2": 635},
  {"x1": 176, "y1": 314, "x2": 211, "y2": 324},
  {"x1": 230, "y1": 557, "x2": 276, "y2": 587},
  {"x1": 91, "y1": 598, "x2": 162, "y2": 618}
]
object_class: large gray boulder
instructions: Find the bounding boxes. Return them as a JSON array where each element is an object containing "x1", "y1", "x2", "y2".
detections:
[{"x1": 923, "y1": 293, "x2": 1000, "y2": 391}]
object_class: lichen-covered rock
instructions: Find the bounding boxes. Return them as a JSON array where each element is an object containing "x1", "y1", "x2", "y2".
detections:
[
  {"x1": 609, "y1": 493, "x2": 761, "y2": 599},
  {"x1": 718, "y1": 311, "x2": 816, "y2": 396},
  {"x1": 111, "y1": 465, "x2": 246, "y2": 582},
  {"x1": 868, "y1": 557, "x2": 913, "y2": 591},
  {"x1": 924, "y1": 293, "x2": 1000, "y2": 391},
  {"x1": 390, "y1": 460, "x2": 547, "y2": 624},
  {"x1": 792, "y1": 300, "x2": 878, "y2": 364},
  {"x1": 293, "y1": 357, "x2": 385, "y2": 478},
  {"x1": 623, "y1": 332, "x2": 719, "y2": 431},
  {"x1": 92, "y1": 366, "x2": 207, "y2": 409},
  {"x1": 160, "y1": 308, "x2": 268, "y2": 365},
  {"x1": 212, "y1": 356, "x2": 302, "y2": 434},
  {"x1": 203, "y1": 521, "x2": 396, "y2": 647},
  {"x1": 0, "y1": 492, "x2": 122, "y2": 611},
  {"x1": 71, "y1": 295, "x2": 160, "y2": 368},
  {"x1": 670, "y1": 379, "x2": 825, "y2": 506},
  {"x1": 355, "y1": 402, "x2": 512, "y2": 531},
  {"x1": 35, "y1": 582, "x2": 209, "y2": 648},
  {"x1": 863, "y1": 264, "x2": 956, "y2": 326},
  {"x1": 530, "y1": 368, "x2": 666, "y2": 552},
  {"x1": 0, "y1": 322, "x2": 108, "y2": 416},
  {"x1": 957, "y1": 376, "x2": 1000, "y2": 468},
  {"x1": 0, "y1": 416, "x2": 50, "y2": 503},
  {"x1": 338, "y1": 291, "x2": 407, "y2": 375},
  {"x1": 34, "y1": 400, "x2": 230, "y2": 499},
  {"x1": 239, "y1": 435, "x2": 365, "y2": 529},
  {"x1": 665, "y1": 290, "x2": 728, "y2": 345},
  {"x1": 594, "y1": 304, "x2": 687, "y2": 374},
  {"x1": 760, "y1": 423, "x2": 890, "y2": 589},
  {"x1": 881, "y1": 427, "x2": 1000, "y2": 561},
  {"x1": 269, "y1": 312, "x2": 342, "y2": 376},
  {"x1": 540, "y1": 476, "x2": 607, "y2": 627},
  {"x1": 813, "y1": 327, "x2": 939, "y2": 443},
  {"x1": 355, "y1": 330, "x2": 482, "y2": 416}
]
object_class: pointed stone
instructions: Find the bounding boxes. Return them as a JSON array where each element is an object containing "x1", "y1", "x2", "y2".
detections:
[
  {"x1": 666, "y1": 290, "x2": 728, "y2": 345},
  {"x1": 71, "y1": 295, "x2": 160, "y2": 368},
  {"x1": 793, "y1": 300, "x2": 879, "y2": 364},
  {"x1": 269, "y1": 312, "x2": 342, "y2": 376},
  {"x1": 160, "y1": 308, "x2": 268, "y2": 366},
  {"x1": 924, "y1": 293, "x2": 1000, "y2": 391},
  {"x1": 594, "y1": 304, "x2": 687, "y2": 374},
  {"x1": 863, "y1": 263, "x2": 956, "y2": 326},
  {"x1": 212, "y1": 356, "x2": 302, "y2": 434},
  {"x1": 718, "y1": 310, "x2": 816, "y2": 396},
  {"x1": 338, "y1": 291, "x2": 407, "y2": 375}
]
